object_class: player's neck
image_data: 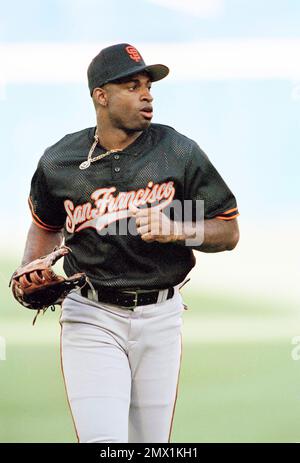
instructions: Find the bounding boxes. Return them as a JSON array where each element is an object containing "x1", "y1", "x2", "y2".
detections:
[{"x1": 96, "y1": 123, "x2": 143, "y2": 151}]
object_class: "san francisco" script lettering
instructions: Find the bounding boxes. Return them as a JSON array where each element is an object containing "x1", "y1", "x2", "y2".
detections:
[{"x1": 64, "y1": 181, "x2": 176, "y2": 233}]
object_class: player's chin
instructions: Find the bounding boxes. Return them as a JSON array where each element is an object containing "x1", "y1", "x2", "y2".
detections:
[
  {"x1": 123, "y1": 112, "x2": 152, "y2": 132},
  {"x1": 139, "y1": 119, "x2": 151, "y2": 130},
  {"x1": 127, "y1": 120, "x2": 151, "y2": 132},
  {"x1": 134, "y1": 112, "x2": 153, "y2": 130}
]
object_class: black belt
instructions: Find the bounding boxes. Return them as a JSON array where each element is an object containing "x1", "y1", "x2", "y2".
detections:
[{"x1": 80, "y1": 285, "x2": 175, "y2": 310}]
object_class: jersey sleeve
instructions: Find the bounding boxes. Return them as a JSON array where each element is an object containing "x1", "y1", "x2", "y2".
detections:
[
  {"x1": 184, "y1": 142, "x2": 239, "y2": 221},
  {"x1": 28, "y1": 158, "x2": 65, "y2": 232}
]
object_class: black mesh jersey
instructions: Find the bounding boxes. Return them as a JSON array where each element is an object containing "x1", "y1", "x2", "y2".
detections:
[{"x1": 28, "y1": 123, "x2": 239, "y2": 290}]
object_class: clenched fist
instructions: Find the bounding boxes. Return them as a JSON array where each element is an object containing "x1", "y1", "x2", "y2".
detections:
[{"x1": 129, "y1": 204, "x2": 183, "y2": 243}]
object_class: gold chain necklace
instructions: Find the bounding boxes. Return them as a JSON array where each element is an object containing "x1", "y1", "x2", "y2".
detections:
[{"x1": 79, "y1": 132, "x2": 122, "y2": 170}]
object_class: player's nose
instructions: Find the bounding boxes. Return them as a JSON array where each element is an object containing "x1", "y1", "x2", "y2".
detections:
[{"x1": 140, "y1": 87, "x2": 153, "y2": 103}]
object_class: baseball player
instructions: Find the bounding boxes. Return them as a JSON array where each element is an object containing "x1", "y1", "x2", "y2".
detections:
[{"x1": 13, "y1": 43, "x2": 239, "y2": 443}]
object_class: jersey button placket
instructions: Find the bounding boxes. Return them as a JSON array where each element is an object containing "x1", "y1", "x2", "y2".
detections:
[{"x1": 112, "y1": 156, "x2": 122, "y2": 178}]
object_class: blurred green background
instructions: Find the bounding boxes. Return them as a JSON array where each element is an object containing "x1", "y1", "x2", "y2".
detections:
[{"x1": 1, "y1": 256, "x2": 300, "y2": 443}]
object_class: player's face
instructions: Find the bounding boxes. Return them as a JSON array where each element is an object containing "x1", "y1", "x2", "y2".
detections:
[{"x1": 105, "y1": 73, "x2": 154, "y2": 132}]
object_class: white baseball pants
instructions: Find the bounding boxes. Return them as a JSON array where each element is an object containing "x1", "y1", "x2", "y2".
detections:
[{"x1": 59, "y1": 287, "x2": 185, "y2": 443}]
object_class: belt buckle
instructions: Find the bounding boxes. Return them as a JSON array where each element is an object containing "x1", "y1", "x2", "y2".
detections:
[{"x1": 122, "y1": 290, "x2": 139, "y2": 310}]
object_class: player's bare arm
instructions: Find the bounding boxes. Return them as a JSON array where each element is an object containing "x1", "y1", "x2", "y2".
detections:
[
  {"x1": 21, "y1": 222, "x2": 63, "y2": 264},
  {"x1": 131, "y1": 205, "x2": 239, "y2": 251},
  {"x1": 186, "y1": 217, "x2": 239, "y2": 252}
]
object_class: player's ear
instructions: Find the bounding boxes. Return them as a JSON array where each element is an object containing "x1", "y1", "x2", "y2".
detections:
[{"x1": 92, "y1": 87, "x2": 108, "y2": 107}]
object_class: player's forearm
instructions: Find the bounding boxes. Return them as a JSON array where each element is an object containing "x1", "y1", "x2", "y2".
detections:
[
  {"x1": 175, "y1": 218, "x2": 239, "y2": 253},
  {"x1": 21, "y1": 222, "x2": 64, "y2": 264}
]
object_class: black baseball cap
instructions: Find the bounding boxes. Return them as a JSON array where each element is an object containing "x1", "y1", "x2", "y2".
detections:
[{"x1": 87, "y1": 43, "x2": 169, "y2": 96}]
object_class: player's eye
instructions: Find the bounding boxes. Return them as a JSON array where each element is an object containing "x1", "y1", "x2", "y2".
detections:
[
  {"x1": 127, "y1": 82, "x2": 151, "y2": 92},
  {"x1": 128, "y1": 83, "x2": 137, "y2": 91}
]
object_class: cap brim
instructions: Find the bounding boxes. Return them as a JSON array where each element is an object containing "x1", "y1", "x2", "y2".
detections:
[
  {"x1": 143, "y1": 64, "x2": 169, "y2": 82},
  {"x1": 102, "y1": 64, "x2": 169, "y2": 86}
]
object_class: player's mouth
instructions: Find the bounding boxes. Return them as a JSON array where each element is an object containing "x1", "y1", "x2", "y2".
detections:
[{"x1": 139, "y1": 106, "x2": 153, "y2": 120}]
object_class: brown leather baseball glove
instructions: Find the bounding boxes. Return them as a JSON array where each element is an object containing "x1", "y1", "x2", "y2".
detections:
[{"x1": 9, "y1": 246, "x2": 87, "y2": 313}]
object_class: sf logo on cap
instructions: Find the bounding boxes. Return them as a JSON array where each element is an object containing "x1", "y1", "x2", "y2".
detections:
[{"x1": 125, "y1": 46, "x2": 141, "y2": 62}]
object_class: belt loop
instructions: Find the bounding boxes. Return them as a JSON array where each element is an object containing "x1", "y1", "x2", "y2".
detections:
[
  {"x1": 157, "y1": 289, "x2": 165, "y2": 303},
  {"x1": 162, "y1": 288, "x2": 171, "y2": 303}
]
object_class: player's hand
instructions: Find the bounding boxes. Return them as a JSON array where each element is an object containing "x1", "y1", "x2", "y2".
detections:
[{"x1": 129, "y1": 204, "x2": 182, "y2": 243}]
